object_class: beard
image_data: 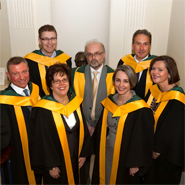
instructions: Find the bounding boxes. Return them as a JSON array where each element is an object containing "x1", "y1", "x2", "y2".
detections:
[{"x1": 89, "y1": 59, "x2": 102, "y2": 69}]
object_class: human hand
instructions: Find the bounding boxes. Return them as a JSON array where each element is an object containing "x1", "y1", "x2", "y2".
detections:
[
  {"x1": 79, "y1": 157, "x2": 86, "y2": 169},
  {"x1": 129, "y1": 167, "x2": 139, "y2": 176},
  {"x1": 49, "y1": 167, "x2": 61, "y2": 179},
  {"x1": 153, "y1": 151, "x2": 160, "y2": 159}
]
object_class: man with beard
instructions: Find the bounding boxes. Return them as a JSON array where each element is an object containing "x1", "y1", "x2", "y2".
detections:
[{"x1": 70, "y1": 39, "x2": 115, "y2": 184}]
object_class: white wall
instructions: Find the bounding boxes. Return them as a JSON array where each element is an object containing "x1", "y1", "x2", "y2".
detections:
[
  {"x1": 167, "y1": 0, "x2": 185, "y2": 90},
  {"x1": 167, "y1": 1, "x2": 185, "y2": 183},
  {"x1": 51, "y1": 0, "x2": 110, "y2": 67},
  {"x1": 108, "y1": 0, "x2": 172, "y2": 69},
  {"x1": 0, "y1": 0, "x2": 184, "y2": 87}
]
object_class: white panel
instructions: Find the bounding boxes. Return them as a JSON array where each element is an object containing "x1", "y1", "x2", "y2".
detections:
[
  {"x1": 125, "y1": 0, "x2": 146, "y2": 30},
  {"x1": 123, "y1": 0, "x2": 146, "y2": 56},
  {"x1": 145, "y1": 0, "x2": 172, "y2": 55},
  {"x1": 32, "y1": 0, "x2": 51, "y2": 48},
  {"x1": 108, "y1": 0, "x2": 147, "y2": 69},
  {"x1": 50, "y1": 0, "x2": 110, "y2": 67},
  {"x1": 6, "y1": 0, "x2": 36, "y2": 56}
]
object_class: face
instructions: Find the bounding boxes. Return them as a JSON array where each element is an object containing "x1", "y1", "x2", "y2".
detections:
[
  {"x1": 50, "y1": 73, "x2": 69, "y2": 99},
  {"x1": 150, "y1": 61, "x2": 169, "y2": 86},
  {"x1": 132, "y1": 34, "x2": 151, "y2": 61},
  {"x1": 38, "y1": 31, "x2": 57, "y2": 57},
  {"x1": 6, "y1": 62, "x2": 30, "y2": 88},
  {"x1": 85, "y1": 42, "x2": 105, "y2": 70},
  {"x1": 114, "y1": 71, "x2": 131, "y2": 96}
]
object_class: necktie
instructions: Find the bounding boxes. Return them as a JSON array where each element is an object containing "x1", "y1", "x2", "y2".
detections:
[
  {"x1": 23, "y1": 89, "x2": 29, "y2": 96},
  {"x1": 23, "y1": 89, "x2": 31, "y2": 111},
  {"x1": 91, "y1": 71, "x2": 99, "y2": 121}
]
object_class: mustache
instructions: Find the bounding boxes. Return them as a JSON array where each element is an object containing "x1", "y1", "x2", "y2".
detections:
[{"x1": 90, "y1": 59, "x2": 98, "y2": 63}]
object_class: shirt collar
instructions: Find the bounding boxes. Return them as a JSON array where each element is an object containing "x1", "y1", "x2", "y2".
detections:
[
  {"x1": 41, "y1": 49, "x2": 56, "y2": 58},
  {"x1": 10, "y1": 83, "x2": 29, "y2": 95},
  {"x1": 134, "y1": 54, "x2": 149, "y2": 63},
  {"x1": 90, "y1": 64, "x2": 103, "y2": 74}
]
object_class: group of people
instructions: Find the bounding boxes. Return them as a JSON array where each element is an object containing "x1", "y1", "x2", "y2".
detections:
[{"x1": 0, "y1": 24, "x2": 184, "y2": 185}]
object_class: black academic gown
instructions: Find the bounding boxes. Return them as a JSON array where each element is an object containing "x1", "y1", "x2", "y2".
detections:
[
  {"x1": 29, "y1": 94, "x2": 93, "y2": 184},
  {"x1": 92, "y1": 94, "x2": 154, "y2": 184},
  {"x1": 0, "y1": 82, "x2": 39, "y2": 184},
  {"x1": 25, "y1": 49, "x2": 72, "y2": 97},
  {"x1": 144, "y1": 86, "x2": 185, "y2": 184}
]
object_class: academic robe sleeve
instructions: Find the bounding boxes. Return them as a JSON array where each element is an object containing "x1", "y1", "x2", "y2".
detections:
[
  {"x1": 0, "y1": 104, "x2": 11, "y2": 151},
  {"x1": 123, "y1": 108, "x2": 154, "y2": 176},
  {"x1": 29, "y1": 107, "x2": 63, "y2": 173},
  {"x1": 154, "y1": 100, "x2": 184, "y2": 168}
]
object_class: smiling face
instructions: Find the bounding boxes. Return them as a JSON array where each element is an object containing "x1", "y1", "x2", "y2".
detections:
[
  {"x1": 132, "y1": 34, "x2": 151, "y2": 61},
  {"x1": 50, "y1": 73, "x2": 69, "y2": 100},
  {"x1": 6, "y1": 62, "x2": 30, "y2": 88},
  {"x1": 85, "y1": 42, "x2": 105, "y2": 70},
  {"x1": 150, "y1": 60, "x2": 169, "y2": 86},
  {"x1": 114, "y1": 71, "x2": 131, "y2": 96},
  {"x1": 38, "y1": 31, "x2": 57, "y2": 57}
]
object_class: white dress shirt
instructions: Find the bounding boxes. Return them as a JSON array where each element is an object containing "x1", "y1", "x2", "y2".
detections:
[
  {"x1": 90, "y1": 64, "x2": 103, "y2": 86},
  {"x1": 10, "y1": 83, "x2": 30, "y2": 96},
  {"x1": 134, "y1": 55, "x2": 149, "y2": 81}
]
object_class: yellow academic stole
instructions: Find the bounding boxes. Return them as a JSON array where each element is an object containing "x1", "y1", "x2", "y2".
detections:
[
  {"x1": 73, "y1": 71, "x2": 115, "y2": 99},
  {"x1": 24, "y1": 52, "x2": 70, "y2": 95},
  {"x1": 121, "y1": 54, "x2": 153, "y2": 96},
  {"x1": 0, "y1": 83, "x2": 39, "y2": 185},
  {"x1": 33, "y1": 95, "x2": 84, "y2": 184},
  {"x1": 147, "y1": 84, "x2": 185, "y2": 132},
  {"x1": 99, "y1": 97, "x2": 150, "y2": 185}
]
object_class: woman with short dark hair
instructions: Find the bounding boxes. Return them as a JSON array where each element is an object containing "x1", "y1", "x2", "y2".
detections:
[
  {"x1": 144, "y1": 55, "x2": 185, "y2": 184},
  {"x1": 30, "y1": 63, "x2": 93, "y2": 184},
  {"x1": 92, "y1": 65, "x2": 154, "y2": 184}
]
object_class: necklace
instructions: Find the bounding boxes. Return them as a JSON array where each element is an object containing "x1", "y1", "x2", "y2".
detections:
[{"x1": 62, "y1": 98, "x2": 69, "y2": 105}]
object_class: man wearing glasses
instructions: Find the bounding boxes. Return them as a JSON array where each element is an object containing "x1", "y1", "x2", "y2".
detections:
[
  {"x1": 70, "y1": 39, "x2": 115, "y2": 184},
  {"x1": 24, "y1": 24, "x2": 72, "y2": 97}
]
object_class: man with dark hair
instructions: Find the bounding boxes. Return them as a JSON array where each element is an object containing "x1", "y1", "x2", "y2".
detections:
[
  {"x1": 117, "y1": 29, "x2": 157, "y2": 99},
  {"x1": 24, "y1": 24, "x2": 72, "y2": 97},
  {"x1": 0, "y1": 56, "x2": 40, "y2": 184}
]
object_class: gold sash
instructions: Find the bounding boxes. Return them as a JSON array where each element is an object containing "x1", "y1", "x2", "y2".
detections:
[
  {"x1": 147, "y1": 84, "x2": 185, "y2": 132},
  {"x1": 0, "y1": 83, "x2": 39, "y2": 106},
  {"x1": 99, "y1": 97, "x2": 150, "y2": 184},
  {"x1": 73, "y1": 71, "x2": 115, "y2": 99},
  {"x1": 33, "y1": 96, "x2": 84, "y2": 184},
  {"x1": 24, "y1": 52, "x2": 71, "y2": 95},
  {"x1": 121, "y1": 54, "x2": 153, "y2": 95},
  {"x1": 0, "y1": 83, "x2": 39, "y2": 185}
]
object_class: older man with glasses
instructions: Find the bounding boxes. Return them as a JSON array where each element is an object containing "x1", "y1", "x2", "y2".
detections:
[
  {"x1": 24, "y1": 24, "x2": 72, "y2": 98},
  {"x1": 70, "y1": 39, "x2": 115, "y2": 184}
]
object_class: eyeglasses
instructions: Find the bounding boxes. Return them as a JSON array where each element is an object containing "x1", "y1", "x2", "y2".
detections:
[
  {"x1": 86, "y1": 52, "x2": 103, "y2": 58},
  {"x1": 53, "y1": 78, "x2": 68, "y2": 85},
  {"x1": 40, "y1": 37, "x2": 57, "y2": 42}
]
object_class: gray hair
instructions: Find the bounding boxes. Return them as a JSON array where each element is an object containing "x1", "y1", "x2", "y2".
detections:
[{"x1": 84, "y1": 39, "x2": 105, "y2": 54}]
